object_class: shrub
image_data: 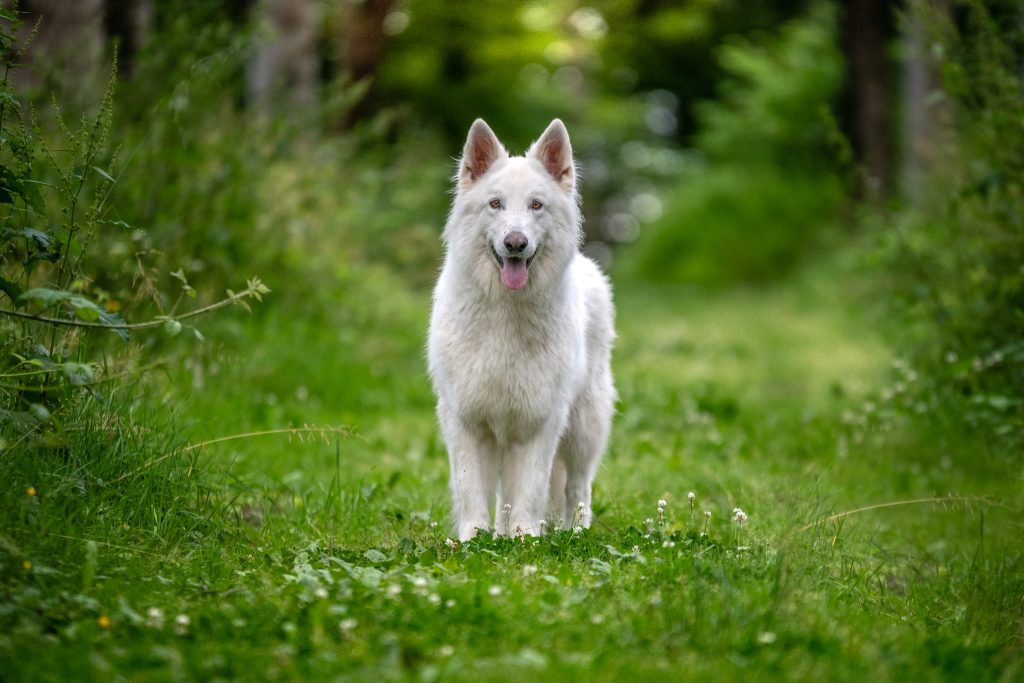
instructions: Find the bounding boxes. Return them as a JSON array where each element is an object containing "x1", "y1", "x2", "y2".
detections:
[{"x1": 875, "y1": 0, "x2": 1024, "y2": 447}]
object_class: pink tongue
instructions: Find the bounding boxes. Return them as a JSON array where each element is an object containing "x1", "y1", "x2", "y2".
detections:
[{"x1": 501, "y1": 259, "x2": 529, "y2": 290}]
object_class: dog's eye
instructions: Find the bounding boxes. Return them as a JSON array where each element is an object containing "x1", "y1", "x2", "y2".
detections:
[
  {"x1": 531, "y1": 200, "x2": 543, "y2": 210},
  {"x1": 489, "y1": 199, "x2": 501, "y2": 209}
]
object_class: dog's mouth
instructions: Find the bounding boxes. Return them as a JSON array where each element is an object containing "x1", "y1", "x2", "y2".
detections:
[{"x1": 491, "y1": 246, "x2": 536, "y2": 291}]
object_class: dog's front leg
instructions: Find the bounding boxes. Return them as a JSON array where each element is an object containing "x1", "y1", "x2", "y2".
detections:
[
  {"x1": 497, "y1": 426, "x2": 562, "y2": 537},
  {"x1": 439, "y1": 404, "x2": 496, "y2": 541}
]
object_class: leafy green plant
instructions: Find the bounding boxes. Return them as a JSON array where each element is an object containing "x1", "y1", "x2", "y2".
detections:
[
  {"x1": 875, "y1": 0, "x2": 1024, "y2": 448},
  {"x1": 618, "y1": 3, "x2": 847, "y2": 285}
]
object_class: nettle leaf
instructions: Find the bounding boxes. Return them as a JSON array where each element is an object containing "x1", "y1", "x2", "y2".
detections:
[
  {"x1": 99, "y1": 310, "x2": 130, "y2": 341},
  {"x1": 19, "y1": 288, "x2": 130, "y2": 340}
]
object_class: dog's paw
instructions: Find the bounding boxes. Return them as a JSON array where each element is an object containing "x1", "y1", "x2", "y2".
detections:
[{"x1": 457, "y1": 522, "x2": 491, "y2": 542}]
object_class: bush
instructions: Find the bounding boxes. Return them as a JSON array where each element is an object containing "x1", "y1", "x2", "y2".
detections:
[
  {"x1": 618, "y1": 3, "x2": 847, "y2": 285},
  {"x1": 874, "y1": 0, "x2": 1024, "y2": 447}
]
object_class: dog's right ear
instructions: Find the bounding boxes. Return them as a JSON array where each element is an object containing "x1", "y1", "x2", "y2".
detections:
[{"x1": 459, "y1": 119, "x2": 507, "y2": 189}]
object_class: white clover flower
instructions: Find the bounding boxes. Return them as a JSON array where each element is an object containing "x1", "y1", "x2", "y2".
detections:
[
  {"x1": 733, "y1": 508, "x2": 748, "y2": 524},
  {"x1": 522, "y1": 564, "x2": 538, "y2": 576},
  {"x1": 657, "y1": 499, "x2": 667, "y2": 509},
  {"x1": 339, "y1": 618, "x2": 357, "y2": 632},
  {"x1": 174, "y1": 613, "x2": 190, "y2": 635},
  {"x1": 146, "y1": 607, "x2": 164, "y2": 629},
  {"x1": 704, "y1": 511, "x2": 712, "y2": 518},
  {"x1": 688, "y1": 491, "x2": 695, "y2": 502},
  {"x1": 487, "y1": 585, "x2": 503, "y2": 597}
]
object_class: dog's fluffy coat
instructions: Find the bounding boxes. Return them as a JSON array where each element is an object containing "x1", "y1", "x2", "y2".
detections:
[{"x1": 428, "y1": 118, "x2": 616, "y2": 540}]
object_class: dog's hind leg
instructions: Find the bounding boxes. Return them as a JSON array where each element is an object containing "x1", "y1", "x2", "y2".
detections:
[
  {"x1": 561, "y1": 383, "x2": 614, "y2": 529},
  {"x1": 546, "y1": 456, "x2": 567, "y2": 528}
]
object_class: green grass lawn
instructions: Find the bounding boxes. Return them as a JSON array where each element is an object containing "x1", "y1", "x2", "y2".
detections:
[{"x1": 2, "y1": 259, "x2": 1021, "y2": 681}]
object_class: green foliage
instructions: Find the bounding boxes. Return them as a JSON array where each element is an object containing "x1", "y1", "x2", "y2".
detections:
[
  {"x1": 619, "y1": 3, "x2": 846, "y2": 285},
  {"x1": 695, "y1": 2, "x2": 844, "y2": 172},
  {"x1": 875, "y1": 0, "x2": 1024, "y2": 446}
]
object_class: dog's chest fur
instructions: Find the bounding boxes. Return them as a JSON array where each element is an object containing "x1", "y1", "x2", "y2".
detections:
[{"x1": 431, "y1": 282, "x2": 586, "y2": 442}]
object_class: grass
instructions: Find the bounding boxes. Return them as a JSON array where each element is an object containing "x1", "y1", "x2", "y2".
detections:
[{"x1": 1, "y1": 250, "x2": 1022, "y2": 681}]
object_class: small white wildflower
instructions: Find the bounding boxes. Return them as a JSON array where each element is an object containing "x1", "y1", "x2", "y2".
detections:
[
  {"x1": 687, "y1": 491, "x2": 695, "y2": 502},
  {"x1": 522, "y1": 564, "x2": 538, "y2": 576},
  {"x1": 644, "y1": 517, "x2": 654, "y2": 526},
  {"x1": 174, "y1": 613, "x2": 190, "y2": 635},
  {"x1": 945, "y1": 351, "x2": 958, "y2": 364},
  {"x1": 444, "y1": 537, "x2": 458, "y2": 550},
  {"x1": 487, "y1": 585, "x2": 503, "y2": 597},
  {"x1": 632, "y1": 545, "x2": 640, "y2": 554},
  {"x1": 757, "y1": 631, "x2": 777, "y2": 645},
  {"x1": 445, "y1": 599, "x2": 457, "y2": 608},
  {"x1": 503, "y1": 503, "x2": 512, "y2": 513},
  {"x1": 438, "y1": 644, "x2": 455, "y2": 657},
  {"x1": 386, "y1": 583, "x2": 402, "y2": 598},
  {"x1": 704, "y1": 511, "x2": 711, "y2": 518},
  {"x1": 429, "y1": 521, "x2": 438, "y2": 529},
  {"x1": 590, "y1": 613, "x2": 605, "y2": 625},
  {"x1": 339, "y1": 618, "x2": 357, "y2": 632},
  {"x1": 733, "y1": 508, "x2": 748, "y2": 525},
  {"x1": 313, "y1": 586, "x2": 329, "y2": 600},
  {"x1": 662, "y1": 540, "x2": 675, "y2": 548},
  {"x1": 146, "y1": 607, "x2": 164, "y2": 629},
  {"x1": 573, "y1": 525, "x2": 583, "y2": 534},
  {"x1": 657, "y1": 499, "x2": 667, "y2": 510},
  {"x1": 428, "y1": 593, "x2": 441, "y2": 605},
  {"x1": 410, "y1": 576, "x2": 428, "y2": 589}
]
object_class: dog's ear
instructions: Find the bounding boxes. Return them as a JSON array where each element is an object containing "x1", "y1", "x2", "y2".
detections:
[
  {"x1": 528, "y1": 119, "x2": 575, "y2": 192},
  {"x1": 459, "y1": 119, "x2": 507, "y2": 188}
]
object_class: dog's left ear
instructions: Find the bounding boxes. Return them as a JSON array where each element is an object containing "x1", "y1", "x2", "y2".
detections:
[{"x1": 528, "y1": 119, "x2": 575, "y2": 192}]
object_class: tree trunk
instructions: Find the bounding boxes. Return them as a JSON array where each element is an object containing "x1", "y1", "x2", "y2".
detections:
[{"x1": 841, "y1": 0, "x2": 894, "y2": 200}]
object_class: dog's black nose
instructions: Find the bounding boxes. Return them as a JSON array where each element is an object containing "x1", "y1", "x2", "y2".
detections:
[{"x1": 504, "y1": 231, "x2": 528, "y2": 254}]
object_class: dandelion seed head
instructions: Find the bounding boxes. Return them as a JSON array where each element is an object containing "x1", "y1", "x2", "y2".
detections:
[
  {"x1": 688, "y1": 491, "x2": 695, "y2": 502},
  {"x1": 704, "y1": 511, "x2": 711, "y2": 518},
  {"x1": 502, "y1": 503, "x2": 512, "y2": 513}
]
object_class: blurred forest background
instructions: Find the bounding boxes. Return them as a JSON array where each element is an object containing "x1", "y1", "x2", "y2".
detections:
[
  {"x1": 3, "y1": 0, "x2": 1020, "y2": 447},
  {"x1": 2, "y1": 0, "x2": 1023, "y2": 678}
]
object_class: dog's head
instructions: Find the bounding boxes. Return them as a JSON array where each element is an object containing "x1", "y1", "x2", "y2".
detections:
[{"x1": 445, "y1": 119, "x2": 582, "y2": 294}]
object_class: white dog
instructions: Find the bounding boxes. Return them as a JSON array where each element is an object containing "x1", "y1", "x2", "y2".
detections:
[{"x1": 428, "y1": 118, "x2": 616, "y2": 540}]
